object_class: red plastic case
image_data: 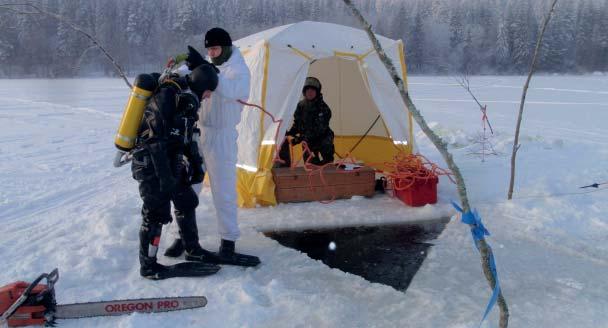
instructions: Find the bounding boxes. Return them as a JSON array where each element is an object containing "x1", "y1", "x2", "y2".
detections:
[{"x1": 394, "y1": 175, "x2": 438, "y2": 207}]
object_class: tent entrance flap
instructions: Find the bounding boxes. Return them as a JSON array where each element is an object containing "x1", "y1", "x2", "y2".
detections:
[
  {"x1": 307, "y1": 56, "x2": 389, "y2": 139},
  {"x1": 306, "y1": 56, "x2": 400, "y2": 165}
]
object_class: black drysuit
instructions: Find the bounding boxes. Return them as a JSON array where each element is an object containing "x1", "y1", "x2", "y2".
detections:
[
  {"x1": 130, "y1": 82, "x2": 205, "y2": 271},
  {"x1": 280, "y1": 95, "x2": 335, "y2": 166}
]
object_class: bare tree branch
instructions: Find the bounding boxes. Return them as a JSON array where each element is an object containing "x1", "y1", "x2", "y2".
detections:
[
  {"x1": 75, "y1": 45, "x2": 99, "y2": 73},
  {"x1": 341, "y1": 1, "x2": 509, "y2": 327},
  {"x1": 454, "y1": 75, "x2": 495, "y2": 134},
  {"x1": 0, "y1": 3, "x2": 132, "y2": 89},
  {"x1": 508, "y1": 0, "x2": 559, "y2": 200}
]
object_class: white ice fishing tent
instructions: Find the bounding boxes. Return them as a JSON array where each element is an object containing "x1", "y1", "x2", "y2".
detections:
[{"x1": 234, "y1": 21, "x2": 414, "y2": 207}]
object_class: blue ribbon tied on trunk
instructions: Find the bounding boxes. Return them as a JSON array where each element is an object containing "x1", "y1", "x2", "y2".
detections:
[{"x1": 452, "y1": 201, "x2": 501, "y2": 327}]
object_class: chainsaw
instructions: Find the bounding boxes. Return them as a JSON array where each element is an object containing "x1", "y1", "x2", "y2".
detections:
[{"x1": 0, "y1": 269, "x2": 207, "y2": 327}]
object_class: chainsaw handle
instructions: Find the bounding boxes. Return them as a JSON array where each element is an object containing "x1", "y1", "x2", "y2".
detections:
[
  {"x1": 0, "y1": 268, "x2": 59, "y2": 324},
  {"x1": 47, "y1": 269, "x2": 59, "y2": 288},
  {"x1": 19, "y1": 268, "x2": 57, "y2": 301}
]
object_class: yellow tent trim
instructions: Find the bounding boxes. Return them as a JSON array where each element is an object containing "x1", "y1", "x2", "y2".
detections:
[
  {"x1": 360, "y1": 48, "x2": 375, "y2": 60},
  {"x1": 398, "y1": 40, "x2": 414, "y2": 153},
  {"x1": 397, "y1": 40, "x2": 409, "y2": 88},
  {"x1": 237, "y1": 41, "x2": 278, "y2": 208},
  {"x1": 257, "y1": 41, "x2": 270, "y2": 163},
  {"x1": 334, "y1": 49, "x2": 374, "y2": 62},
  {"x1": 240, "y1": 48, "x2": 252, "y2": 56},
  {"x1": 288, "y1": 45, "x2": 314, "y2": 61}
]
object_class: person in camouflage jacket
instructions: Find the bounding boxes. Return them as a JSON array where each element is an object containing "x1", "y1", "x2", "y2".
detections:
[{"x1": 279, "y1": 76, "x2": 335, "y2": 166}]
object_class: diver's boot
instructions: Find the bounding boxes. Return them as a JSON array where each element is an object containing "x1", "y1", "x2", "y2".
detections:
[
  {"x1": 164, "y1": 238, "x2": 185, "y2": 258},
  {"x1": 139, "y1": 220, "x2": 219, "y2": 280},
  {"x1": 175, "y1": 208, "x2": 217, "y2": 263}
]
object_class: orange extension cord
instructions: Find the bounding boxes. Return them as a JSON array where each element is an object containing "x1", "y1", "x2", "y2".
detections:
[{"x1": 382, "y1": 152, "x2": 455, "y2": 192}]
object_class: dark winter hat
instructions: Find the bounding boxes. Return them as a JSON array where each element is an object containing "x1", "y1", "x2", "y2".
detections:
[
  {"x1": 187, "y1": 64, "x2": 219, "y2": 98},
  {"x1": 303, "y1": 76, "x2": 322, "y2": 94},
  {"x1": 205, "y1": 28, "x2": 232, "y2": 48}
]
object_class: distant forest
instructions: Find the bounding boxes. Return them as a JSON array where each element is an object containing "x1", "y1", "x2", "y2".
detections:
[{"x1": 0, "y1": 0, "x2": 607, "y2": 77}]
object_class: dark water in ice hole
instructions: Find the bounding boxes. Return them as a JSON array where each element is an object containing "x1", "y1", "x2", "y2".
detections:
[{"x1": 265, "y1": 221, "x2": 448, "y2": 291}]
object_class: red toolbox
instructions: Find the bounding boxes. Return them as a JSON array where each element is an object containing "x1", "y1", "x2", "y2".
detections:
[{"x1": 393, "y1": 174, "x2": 438, "y2": 207}]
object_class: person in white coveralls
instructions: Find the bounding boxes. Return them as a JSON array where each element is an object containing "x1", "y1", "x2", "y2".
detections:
[{"x1": 164, "y1": 27, "x2": 260, "y2": 267}]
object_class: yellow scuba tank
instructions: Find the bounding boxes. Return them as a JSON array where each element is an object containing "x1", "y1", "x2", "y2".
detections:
[
  {"x1": 113, "y1": 74, "x2": 157, "y2": 167},
  {"x1": 114, "y1": 74, "x2": 157, "y2": 151}
]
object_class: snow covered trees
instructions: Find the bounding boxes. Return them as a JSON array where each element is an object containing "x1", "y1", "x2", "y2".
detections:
[{"x1": 1, "y1": 0, "x2": 607, "y2": 77}]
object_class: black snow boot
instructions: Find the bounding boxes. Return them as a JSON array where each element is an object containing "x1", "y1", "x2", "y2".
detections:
[
  {"x1": 164, "y1": 238, "x2": 185, "y2": 258},
  {"x1": 215, "y1": 239, "x2": 261, "y2": 267},
  {"x1": 175, "y1": 208, "x2": 216, "y2": 263}
]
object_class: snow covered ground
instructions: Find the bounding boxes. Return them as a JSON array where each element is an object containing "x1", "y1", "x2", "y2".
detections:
[{"x1": 1, "y1": 75, "x2": 607, "y2": 327}]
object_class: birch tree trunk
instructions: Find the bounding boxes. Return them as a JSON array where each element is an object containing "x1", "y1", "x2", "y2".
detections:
[
  {"x1": 508, "y1": 0, "x2": 559, "y2": 200},
  {"x1": 342, "y1": 1, "x2": 509, "y2": 327}
]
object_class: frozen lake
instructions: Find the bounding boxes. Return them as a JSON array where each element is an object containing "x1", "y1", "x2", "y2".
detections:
[{"x1": 1, "y1": 75, "x2": 607, "y2": 327}]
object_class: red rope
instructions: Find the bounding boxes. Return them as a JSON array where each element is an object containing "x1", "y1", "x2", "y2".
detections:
[{"x1": 237, "y1": 99, "x2": 287, "y2": 165}]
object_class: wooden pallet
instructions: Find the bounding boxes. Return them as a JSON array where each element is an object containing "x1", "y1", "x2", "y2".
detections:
[{"x1": 272, "y1": 166, "x2": 375, "y2": 203}]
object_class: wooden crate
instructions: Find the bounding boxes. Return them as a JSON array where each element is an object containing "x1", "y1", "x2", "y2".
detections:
[{"x1": 272, "y1": 166, "x2": 375, "y2": 203}]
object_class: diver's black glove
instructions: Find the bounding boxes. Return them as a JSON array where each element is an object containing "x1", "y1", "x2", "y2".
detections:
[
  {"x1": 189, "y1": 164, "x2": 205, "y2": 185},
  {"x1": 185, "y1": 45, "x2": 205, "y2": 70},
  {"x1": 186, "y1": 45, "x2": 219, "y2": 73}
]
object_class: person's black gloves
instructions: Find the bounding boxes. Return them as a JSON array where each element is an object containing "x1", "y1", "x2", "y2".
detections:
[
  {"x1": 291, "y1": 135, "x2": 302, "y2": 145},
  {"x1": 189, "y1": 164, "x2": 205, "y2": 185}
]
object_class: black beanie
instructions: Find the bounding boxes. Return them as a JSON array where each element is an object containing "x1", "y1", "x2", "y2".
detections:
[{"x1": 205, "y1": 28, "x2": 232, "y2": 48}]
